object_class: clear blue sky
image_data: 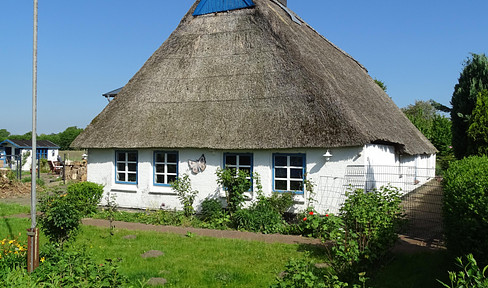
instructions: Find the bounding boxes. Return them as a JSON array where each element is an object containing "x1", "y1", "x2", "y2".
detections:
[{"x1": 1, "y1": 0, "x2": 487, "y2": 135}]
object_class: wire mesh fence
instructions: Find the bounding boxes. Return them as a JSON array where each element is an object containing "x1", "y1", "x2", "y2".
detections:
[{"x1": 316, "y1": 165, "x2": 443, "y2": 244}]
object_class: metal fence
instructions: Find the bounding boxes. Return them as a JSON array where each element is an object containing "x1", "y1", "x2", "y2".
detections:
[{"x1": 316, "y1": 165, "x2": 443, "y2": 244}]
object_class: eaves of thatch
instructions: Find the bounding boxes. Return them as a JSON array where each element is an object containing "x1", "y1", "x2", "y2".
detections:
[{"x1": 72, "y1": 0, "x2": 437, "y2": 156}]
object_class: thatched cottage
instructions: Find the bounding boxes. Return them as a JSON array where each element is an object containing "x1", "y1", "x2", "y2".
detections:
[{"x1": 72, "y1": 0, "x2": 436, "y2": 213}]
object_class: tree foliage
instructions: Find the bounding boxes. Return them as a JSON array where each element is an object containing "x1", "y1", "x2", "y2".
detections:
[
  {"x1": 451, "y1": 53, "x2": 488, "y2": 159},
  {"x1": 0, "y1": 129, "x2": 10, "y2": 142},
  {"x1": 467, "y1": 90, "x2": 488, "y2": 156},
  {"x1": 402, "y1": 100, "x2": 452, "y2": 155},
  {"x1": 374, "y1": 78, "x2": 387, "y2": 92}
]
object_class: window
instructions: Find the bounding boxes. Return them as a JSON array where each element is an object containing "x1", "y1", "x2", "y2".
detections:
[
  {"x1": 115, "y1": 151, "x2": 138, "y2": 184},
  {"x1": 273, "y1": 154, "x2": 305, "y2": 193},
  {"x1": 224, "y1": 153, "x2": 253, "y2": 181},
  {"x1": 36, "y1": 148, "x2": 48, "y2": 159},
  {"x1": 154, "y1": 151, "x2": 178, "y2": 185}
]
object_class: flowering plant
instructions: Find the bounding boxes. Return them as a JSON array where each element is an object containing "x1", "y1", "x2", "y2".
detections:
[{"x1": 0, "y1": 235, "x2": 27, "y2": 272}]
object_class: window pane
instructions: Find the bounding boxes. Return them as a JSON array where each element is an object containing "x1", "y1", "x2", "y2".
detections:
[
  {"x1": 156, "y1": 175, "x2": 165, "y2": 184},
  {"x1": 117, "y1": 173, "x2": 126, "y2": 182},
  {"x1": 128, "y1": 163, "x2": 137, "y2": 172},
  {"x1": 167, "y1": 164, "x2": 177, "y2": 173},
  {"x1": 155, "y1": 152, "x2": 164, "y2": 163},
  {"x1": 156, "y1": 164, "x2": 165, "y2": 173},
  {"x1": 275, "y1": 180, "x2": 287, "y2": 190},
  {"x1": 225, "y1": 155, "x2": 236, "y2": 166},
  {"x1": 117, "y1": 152, "x2": 126, "y2": 162},
  {"x1": 117, "y1": 163, "x2": 125, "y2": 171},
  {"x1": 290, "y1": 181, "x2": 303, "y2": 191},
  {"x1": 290, "y1": 156, "x2": 303, "y2": 167},
  {"x1": 167, "y1": 153, "x2": 177, "y2": 163},
  {"x1": 275, "y1": 156, "x2": 287, "y2": 166},
  {"x1": 290, "y1": 168, "x2": 303, "y2": 179},
  {"x1": 128, "y1": 152, "x2": 137, "y2": 162},
  {"x1": 128, "y1": 173, "x2": 137, "y2": 182},
  {"x1": 275, "y1": 168, "x2": 287, "y2": 178},
  {"x1": 167, "y1": 175, "x2": 177, "y2": 183},
  {"x1": 240, "y1": 155, "x2": 251, "y2": 166}
]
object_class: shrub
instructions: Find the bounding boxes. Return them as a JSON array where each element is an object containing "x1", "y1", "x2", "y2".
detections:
[
  {"x1": 66, "y1": 182, "x2": 104, "y2": 216},
  {"x1": 216, "y1": 168, "x2": 251, "y2": 214},
  {"x1": 171, "y1": 174, "x2": 198, "y2": 217},
  {"x1": 38, "y1": 192, "x2": 83, "y2": 247},
  {"x1": 233, "y1": 198, "x2": 285, "y2": 234},
  {"x1": 321, "y1": 186, "x2": 405, "y2": 274},
  {"x1": 271, "y1": 257, "x2": 371, "y2": 288},
  {"x1": 199, "y1": 197, "x2": 224, "y2": 222},
  {"x1": 38, "y1": 182, "x2": 103, "y2": 247},
  {"x1": 266, "y1": 192, "x2": 295, "y2": 215},
  {"x1": 438, "y1": 254, "x2": 488, "y2": 288},
  {"x1": 443, "y1": 156, "x2": 488, "y2": 262}
]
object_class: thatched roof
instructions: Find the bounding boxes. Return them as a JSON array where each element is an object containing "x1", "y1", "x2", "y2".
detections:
[{"x1": 72, "y1": 0, "x2": 436, "y2": 155}]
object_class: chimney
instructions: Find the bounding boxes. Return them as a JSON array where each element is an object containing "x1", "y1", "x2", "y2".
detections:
[{"x1": 278, "y1": 0, "x2": 287, "y2": 6}]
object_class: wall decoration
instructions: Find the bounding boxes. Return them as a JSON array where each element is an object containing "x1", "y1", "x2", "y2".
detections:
[{"x1": 188, "y1": 154, "x2": 206, "y2": 174}]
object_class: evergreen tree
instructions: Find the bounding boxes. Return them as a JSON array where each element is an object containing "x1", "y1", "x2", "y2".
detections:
[
  {"x1": 467, "y1": 90, "x2": 488, "y2": 156},
  {"x1": 450, "y1": 53, "x2": 488, "y2": 158}
]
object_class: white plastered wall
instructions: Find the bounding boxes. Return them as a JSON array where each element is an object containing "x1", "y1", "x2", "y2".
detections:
[{"x1": 87, "y1": 145, "x2": 436, "y2": 214}]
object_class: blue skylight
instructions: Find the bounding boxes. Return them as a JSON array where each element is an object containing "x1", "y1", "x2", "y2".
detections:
[{"x1": 193, "y1": 0, "x2": 255, "y2": 16}]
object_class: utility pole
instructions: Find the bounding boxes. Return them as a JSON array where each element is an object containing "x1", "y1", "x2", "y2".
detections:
[{"x1": 27, "y1": 0, "x2": 40, "y2": 273}]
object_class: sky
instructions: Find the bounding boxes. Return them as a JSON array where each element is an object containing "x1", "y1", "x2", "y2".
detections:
[{"x1": 1, "y1": 0, "x2": 487, "y2": 135}]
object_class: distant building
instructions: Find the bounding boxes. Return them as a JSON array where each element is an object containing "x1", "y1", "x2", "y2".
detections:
[{"x1": 0, "y1": 139, "x2": 60, "y2": 170}]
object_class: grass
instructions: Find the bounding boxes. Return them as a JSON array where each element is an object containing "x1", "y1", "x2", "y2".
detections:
[
  {"x1": 0, "y1": 202, "x2": 456, "y2": 287},
  {"x1": 0, "y1": 203, "x2": 30, "y2": 217},
  {"x1": 73, "y1": 225, "x2": 312, "y2": 287}
]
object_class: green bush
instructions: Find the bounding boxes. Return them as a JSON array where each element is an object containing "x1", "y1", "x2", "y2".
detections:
[
  {"x1": 199, "y1": 197, "x2": 224, "y2": 222},
  {"x1": 438, "y1": 254, "x2": 488, "y2": 288},
  {"x1": 38, "y1": 182, "x2": 103, "y2": 247},
  {"x1": 216, "y1": 168, "x2": 251, "y2": 214},
  {"x1": 321, "y1": 186, "x2": 405, "y2": 275},
  {"x1": 66, "y1": 182, "x2": 104, "y2": 216},
  {"x1": 443, "y1": 156, "x2": 488, "y2": 262},
  {"x1": 38, "y1": 193, "x2": 83, "y2": 247},
  {"x1": 171, "y1": 174, "x2": 198, "y2": 217},
  {"x1": 266, "y1": 192, "x2": 295, "y2": 215},
  {"x1": 233, "y1": 199, "x2": 285, "y2": 234}
]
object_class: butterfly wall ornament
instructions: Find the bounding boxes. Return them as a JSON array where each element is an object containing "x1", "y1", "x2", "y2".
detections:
[{"x1": 188, "y1": 154, "x2": 206, "y2": 174}]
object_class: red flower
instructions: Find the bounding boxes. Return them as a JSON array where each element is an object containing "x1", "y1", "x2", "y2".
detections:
[
  {"x1": 309, "y1": 211, "x2": 314, "y2": 215},
  {"x1": 325, "y1": 214, "x2": 329, "y2": 217},
  {"x1": 303, "y1": 217, "x2": 307, "y2": 221}
]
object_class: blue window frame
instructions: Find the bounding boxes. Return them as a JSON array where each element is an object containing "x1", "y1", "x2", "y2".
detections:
[
  {"x1": 273, "y1": 153, "x2": 305, "y2": 194},
  {"x1": 36, "y1": 148, "x2": 48, "y2": 159},
  {"x1": 223, "y1": 153, "x2": 253, "y2": 182},
  {"x1": 154, "y1": 151, "x2": 178, "y2": 186},
  {"x1": 115, "y1": 151, "x2": 138, "y2": 184}
]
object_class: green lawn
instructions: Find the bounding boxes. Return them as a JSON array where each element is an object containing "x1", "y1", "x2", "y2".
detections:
[
  {"x1": 74, "y1": 225, "x2": 311, "y2": 287},
  {"x1": 0, "y1": 203, "x2": 30, "y2": 217},
  {"x1": 0, "y1": 202, "x2": 455, "y2": 288}
]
